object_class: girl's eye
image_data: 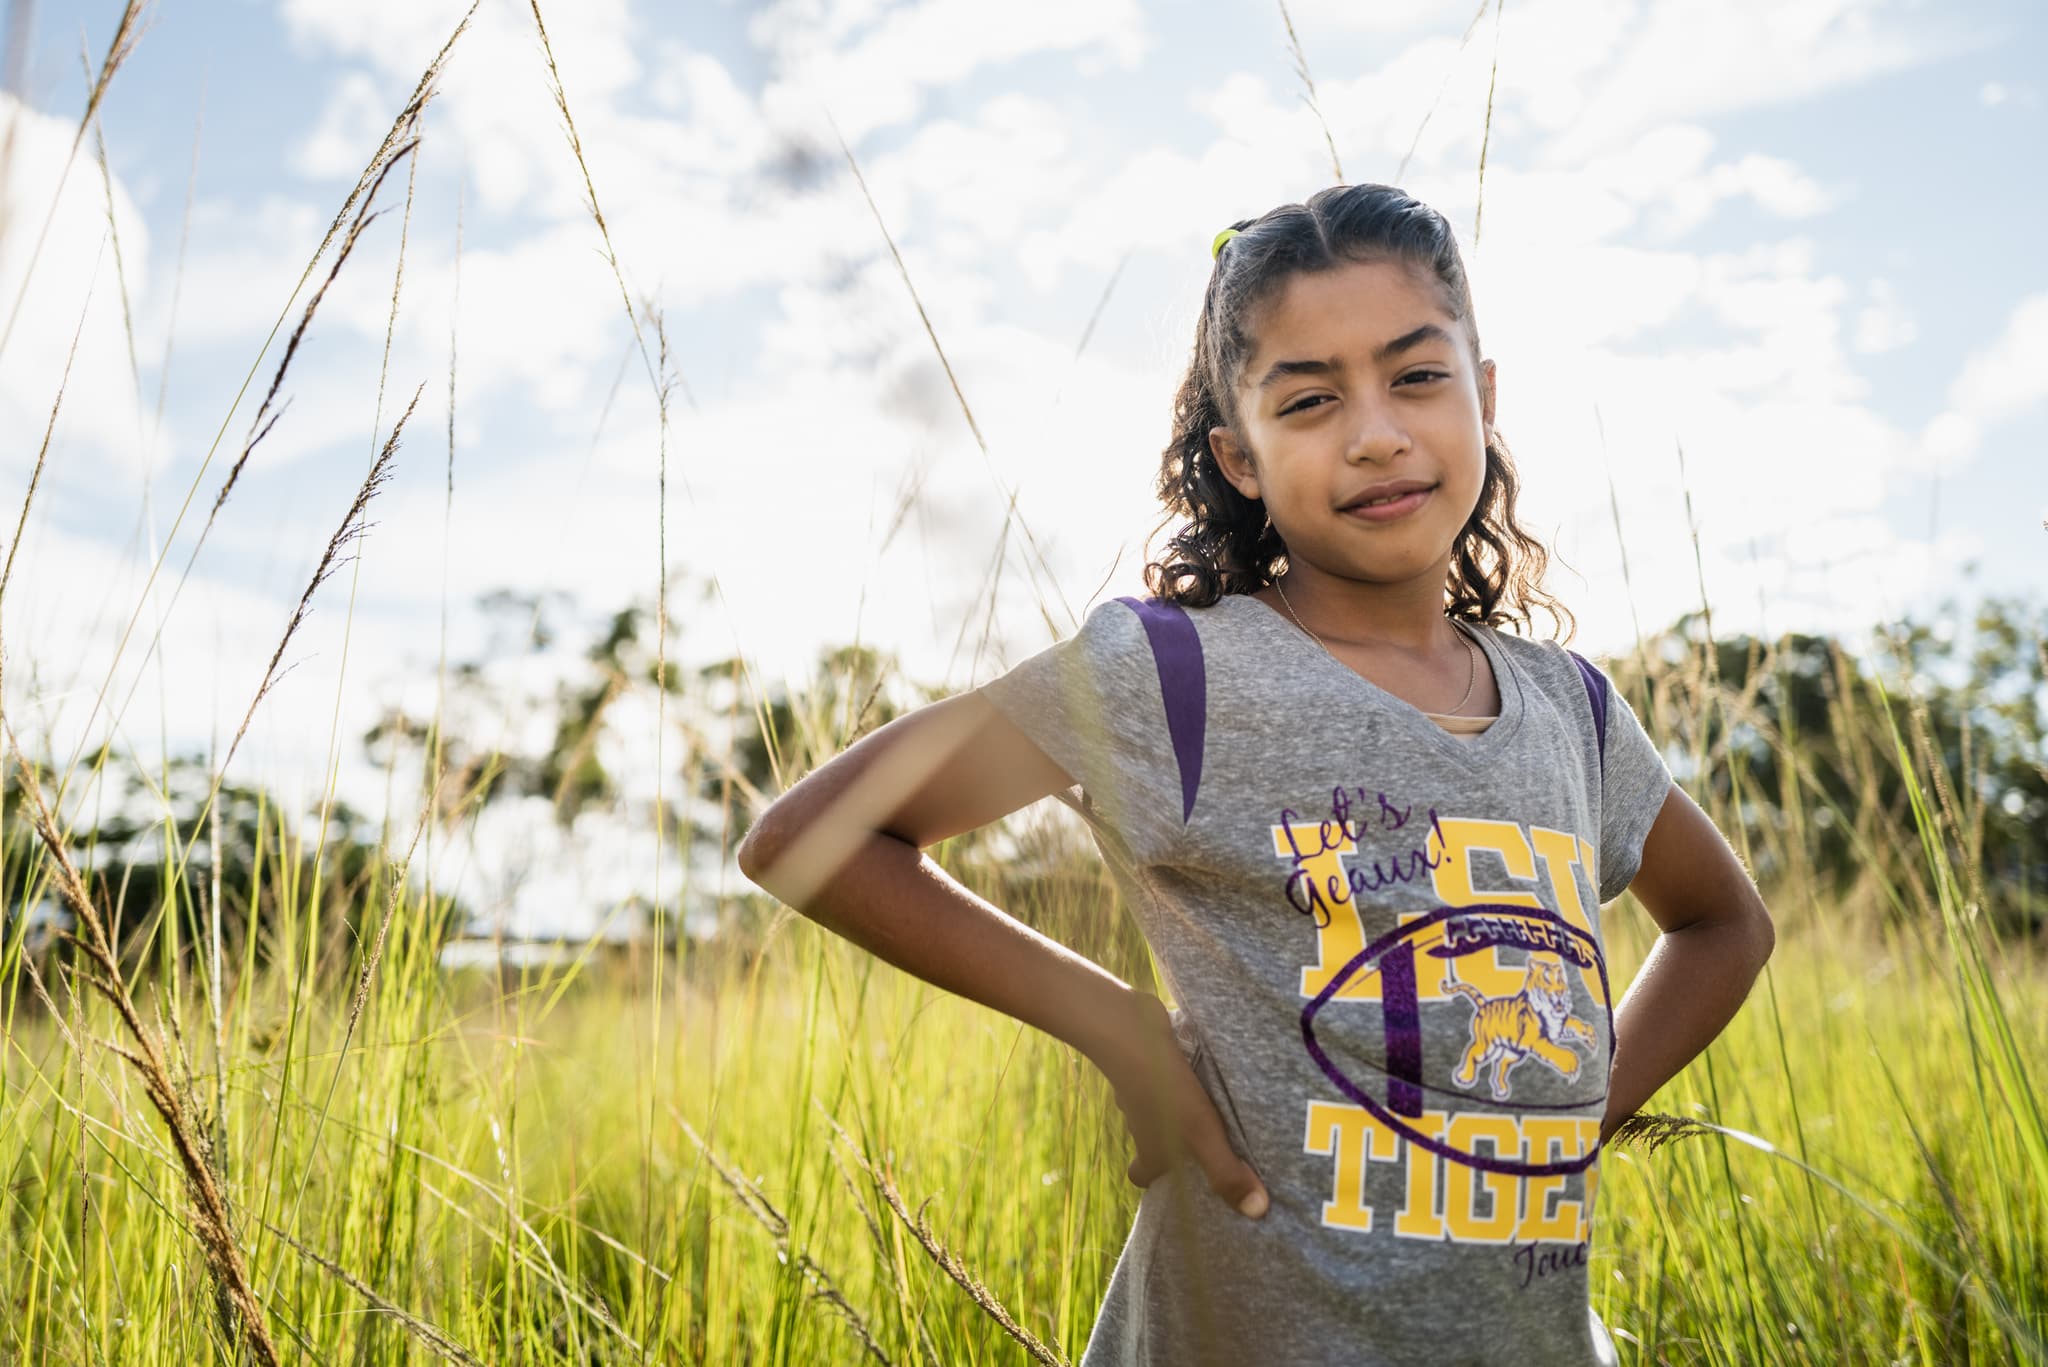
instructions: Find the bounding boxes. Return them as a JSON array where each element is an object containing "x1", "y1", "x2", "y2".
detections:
[{"x1": 1282, "y1": 373, "x2": 1447, "y2": 414}]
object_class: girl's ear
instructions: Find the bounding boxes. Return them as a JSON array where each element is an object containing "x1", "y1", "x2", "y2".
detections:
[
  {"x1": 1479, "y1": 359, "x2": 1498, "y2": 435},
  {"x1": 1208, "y1": 426, "x2": 1260, "y2": 501}
]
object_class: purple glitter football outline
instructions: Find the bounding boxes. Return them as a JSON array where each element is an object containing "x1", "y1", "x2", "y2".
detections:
[{"x1": 1299, "y1": 901, "x2": 1614, "y2": 1178}]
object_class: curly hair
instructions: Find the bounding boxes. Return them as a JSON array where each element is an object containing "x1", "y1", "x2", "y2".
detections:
[{"x1": 1141, "y1": 182, "x2": 1574, "y2": 642}]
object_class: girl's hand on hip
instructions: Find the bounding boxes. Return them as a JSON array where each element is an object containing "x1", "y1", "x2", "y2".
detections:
[{"x1": 1088, "y1": 991, "x2": 1270, "y2": 1220}]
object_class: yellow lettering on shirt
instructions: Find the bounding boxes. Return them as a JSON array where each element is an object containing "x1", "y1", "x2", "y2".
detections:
[
  {"x1": 1442, "y1": 1114, "x2": 1522, "y2": 1243},
  {"x1": 1427, "y1": 819, "x2": 1543, "y2": 997},
  {"x1": 1519, "y1": 1117, "x2": 1601, "y2": 1241},
  {"x1": 1529, "y1": 826, "x2": 1607, "y2": 1006},
  {"x1": 1304, "y1": 1099, "x2": 1401, "y2": 1230},
  {"x1": 1301, "y1": 1102, "x2": 1600, "y2": 1246}
]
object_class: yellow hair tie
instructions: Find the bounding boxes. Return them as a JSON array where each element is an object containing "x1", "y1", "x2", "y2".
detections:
[{"x1": 1211, "y1": 227, "x2": 1241, "y2": 260}]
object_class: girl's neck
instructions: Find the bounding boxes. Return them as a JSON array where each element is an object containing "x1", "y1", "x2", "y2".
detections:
[{"x1": 1269, "y1": 559, "x2": 1458, "y2": 656}]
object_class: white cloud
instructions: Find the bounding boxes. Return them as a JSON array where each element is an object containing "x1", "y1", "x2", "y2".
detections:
[
  {"x1": 281, "y1": 0, "x2": 645, "y2": 218},
  {"x1": 868, "y1": 94, "x2": 1087, "y2": 253},
  {"x1": 1271, "y1": 0, "x2": 1478, "y2": 38},
  {"x1": 292, "y1": 71, "x2": 391, "y2": 181},
  {"x1": 1852, "y1": 278, "x2": 1915, "y2": 354},
  {"x1": 1946, "y1": 292, "x2": 2048, "y2": 423},
  {"x1": 0, "y1": 515, "x2": 385, "y2": 806},
  {"x1": 751, "y1": 0, "x2": 1150, "y2": 144},
  {"x1": 0, "y1": 93, "x2": 159, "y2": 479},
  {"x1": 1527, "y1": 0, "x2": 1960, "y2": 162},
  {"x1": 1916, "y1": 291, "x2": 2048, "y2": 468},
  {"x1": 1276, "y1": 0, "x2": 1958, "y2": 170},
  {"x1": 137, "y1": 193, "x2": 326, "y2": 347}
]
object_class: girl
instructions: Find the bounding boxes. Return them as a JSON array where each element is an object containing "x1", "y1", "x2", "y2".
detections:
[{"x1": 736, "y1": 182, "x2": 1775, "y2": 1366}]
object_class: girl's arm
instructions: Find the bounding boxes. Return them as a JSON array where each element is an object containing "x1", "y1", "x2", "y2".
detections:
[
  {"x1": 1601, "y1": 780, "x2": 1777, "y2": 1143},
  {"x1": 735, "y1": 691, "x2": 1272, "y2": 1218}
]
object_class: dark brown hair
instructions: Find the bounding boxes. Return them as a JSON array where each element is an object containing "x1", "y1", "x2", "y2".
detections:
[{"x1": 1142, "y1": 182, "x2": 1574, "y2": 641}]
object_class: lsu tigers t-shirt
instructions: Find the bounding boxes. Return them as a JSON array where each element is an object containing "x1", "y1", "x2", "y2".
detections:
[{"x1": 973, "y1": 591, "x2": 1673, "y2": 1367}]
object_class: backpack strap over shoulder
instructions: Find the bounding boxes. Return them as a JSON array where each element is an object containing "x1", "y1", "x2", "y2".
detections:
[
  {"x1": 1114, "y1": 595, "x2": 1206, "y2": 824},
  {"x1": 1565, "y1": 648, "x2": 1610, "y2": 773}
]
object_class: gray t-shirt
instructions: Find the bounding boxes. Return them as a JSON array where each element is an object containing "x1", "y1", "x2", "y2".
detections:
[{"x1": 974, "y1": 591, "x2": 1673, "y2": 1367}]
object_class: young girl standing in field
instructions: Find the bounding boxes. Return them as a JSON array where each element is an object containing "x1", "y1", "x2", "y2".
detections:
[{"x1": 736, "y1": 182, "x2": 1775, "y2": 1366}]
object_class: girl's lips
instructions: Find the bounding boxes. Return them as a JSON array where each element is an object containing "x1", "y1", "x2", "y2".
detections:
[{"x1": 1341, "y1": 485, "x2": 1434, "y2": 522}]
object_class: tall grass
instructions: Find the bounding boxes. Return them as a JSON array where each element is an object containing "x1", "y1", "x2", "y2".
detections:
[
  {"x1": 4, "y1": 615, "x2": 2043, "y2": 1363},
  {"x1": 1, "y1": 7, "x2": 2043, "y2": 1366}
]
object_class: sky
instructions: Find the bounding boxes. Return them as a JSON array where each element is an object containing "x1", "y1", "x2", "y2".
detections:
[{"x1": 2, "y1": 0, "x2": 2043, "y2": 936}]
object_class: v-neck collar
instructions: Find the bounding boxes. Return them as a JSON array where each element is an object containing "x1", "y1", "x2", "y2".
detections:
[{"x1": 1222, "y1": 591, "x2": 1526, "y2": 767}]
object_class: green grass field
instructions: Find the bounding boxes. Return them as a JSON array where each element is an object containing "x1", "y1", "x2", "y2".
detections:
[{"x1": 4, "y1": 690, "x2": 2045, "y2": 1365}]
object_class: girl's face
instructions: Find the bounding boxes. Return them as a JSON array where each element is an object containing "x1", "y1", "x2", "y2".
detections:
[{"x1": 1208, "y1": 257, "x2": 1496, "y2": 601}]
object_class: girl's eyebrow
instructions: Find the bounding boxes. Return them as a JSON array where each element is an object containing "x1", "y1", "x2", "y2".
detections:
[{"x1": 1254, "y1": 322, "x2": 1457, "y2": 392}]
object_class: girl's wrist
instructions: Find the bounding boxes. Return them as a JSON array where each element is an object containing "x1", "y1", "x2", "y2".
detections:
[{"x1": 1069, "y1": 983, "x2": 1172, "y2": 1080}]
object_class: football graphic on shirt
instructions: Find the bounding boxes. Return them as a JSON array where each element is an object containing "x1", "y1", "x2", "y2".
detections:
[{"x1": 1298, "y1": 900, "x2": 1608, "y2": 1179}]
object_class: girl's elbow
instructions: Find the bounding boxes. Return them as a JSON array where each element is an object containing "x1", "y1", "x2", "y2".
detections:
[
  {"x1": 735, "y1": 829, "x2": 773, "y2": 888},
  {"x1": 736, "y1": 802, "x2": 795, "y2": 886},
  {"x1": 1746, "y1": 895, "x2": 1776, "y2": 969}
]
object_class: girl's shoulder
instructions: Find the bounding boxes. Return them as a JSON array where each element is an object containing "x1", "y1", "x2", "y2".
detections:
[
  {"x1": 1467, "y1": 622, "x2": 1621, "y2": 755},
  {"x1": 1466, "y1": 618, "x2": 1613, "y2": 688}
]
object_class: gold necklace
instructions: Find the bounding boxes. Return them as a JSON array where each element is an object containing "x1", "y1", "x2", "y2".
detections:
[{"x1": 1270, "y1": 575, "x2": 1480, "y2": 715}]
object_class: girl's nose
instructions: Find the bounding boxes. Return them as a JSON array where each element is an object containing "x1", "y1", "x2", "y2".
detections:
[{"x1": 1344, "y1": 403, "x2": 1410, "y2": 464}]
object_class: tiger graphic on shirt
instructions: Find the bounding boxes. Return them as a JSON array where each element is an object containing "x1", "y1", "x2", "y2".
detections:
[{"x1": 1445, "y1": 954, "x2": 1598, "y2": 1101}]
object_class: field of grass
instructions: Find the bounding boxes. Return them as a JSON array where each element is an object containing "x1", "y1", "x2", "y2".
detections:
[
  {"x1": 4, "y1": 4, "x2": 2045, "y2": 1364},
  {"x1": 4, "y1": 676, "x2": 2046, "y2": 1365}
]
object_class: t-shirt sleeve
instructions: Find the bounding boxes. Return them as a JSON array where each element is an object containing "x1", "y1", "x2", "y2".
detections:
[
  {"x1": 1595, "y1": 678, "x2": 1674, "y2": 904},
  {"x1": 971, "y1": 598, "x2": 1187, "y2": 868}
]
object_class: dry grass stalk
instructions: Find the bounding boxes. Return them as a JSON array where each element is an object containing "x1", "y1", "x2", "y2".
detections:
[
  {"x1": 40, "y1": 126, "x2": 412, "y2": 860},
  {"x1": 428, "y1": 169, "x2": 464, "y2": 834},
  {"x1": 1395, "y1": 0, "x2": 1495, "y2": 184},
  {"x1": 1276, "y1": 0, "x2": 1342, "y2": 183},
  {"x1": 80, "y1": 42, "x2": 143, "y2": 402},
  {"x1": 524, "y1": 10, "x2": 696, "y2": 1332},
  {"x1": 827, "y1": 1118, "x2": 1070, "y2": 1367},
  {"x1": 259, "y1": 1219, "x2": 487, "y2": 1367},
  {"x1": 368, "y1": 111, "x2": 426, "y2": 461},
  {"x1": 826, "y1": 1136, "x2": 951, "y2": 1367},
  {"x1": 296, "y1": 5, "x2": 475, "y2": 319},
  {"x1": 70, "y1": 1, "x2": 148, "y2": 162},
  {"x1": 0, "y1": 0, "x2": 149, "y2": 362},
  {"x1": 1606, "y1": 1111, "x2": 1718, "y2": 1153},
  {"x1": 1904, "y1": 685, "x2": 1988, "y2": 915},
  {"x1": 3, "y1": 719, "x2": 282, "y2": 1367},
  {"x1": 678, "y1": 1118, "x2": 895, "y2": 1365},
  {"x1": 1472, "y1": 0, "x2": 1504, "y2": 245},
  {"x1": 828, "y1": 1138, "x2": 893, "y2": 1261},
  {"x1": 830, "y1": 125, "x2": 1072, "y2": 644},
  {"x1": 226, "y1": 382, "x2": 422, "y2": 779},
  {"x1": 51, "y1": 5, "x2": 475, "y2": 806},
  {"x1": 11, "y1": 337, "x2": 426, "y2": 1354},
  {"x1": 272, "y1": 97, "x2": 433, "y2": 1266},
  {"x1": 214, "y1": 135, "x2": 420, "y2": 526},
  {"x1": 404, "y1": 1173, "x2": 645, "y2": 1353},
  {"x1": 525, "y1": 0, "x2": 693, "y2": 409},
  {"x1": 270, "y1": 791, "x2": 444, "y2": 1299}
]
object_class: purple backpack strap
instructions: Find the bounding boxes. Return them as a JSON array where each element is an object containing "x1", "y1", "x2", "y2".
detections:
[
  {"x1": 1113, "y1": 595, "x2": 1206, "y2": 824},
  {"x1": 1565, "y1": 648, "x2": 1610, "y2": 772}
]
